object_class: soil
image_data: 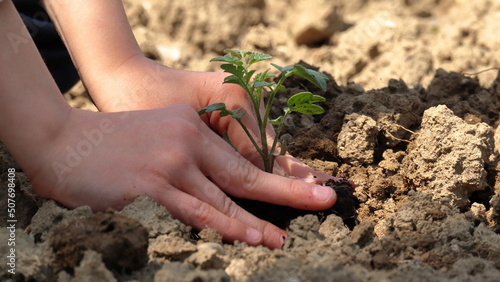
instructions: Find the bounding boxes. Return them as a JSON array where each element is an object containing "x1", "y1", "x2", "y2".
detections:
[{"x1": 2, "y1": 0, "x2": 500, "y2": 281}]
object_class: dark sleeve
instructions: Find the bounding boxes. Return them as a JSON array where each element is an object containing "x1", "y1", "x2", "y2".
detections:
[{"x1": 13, "y1": 0, "x2": 80, "y2": 93}]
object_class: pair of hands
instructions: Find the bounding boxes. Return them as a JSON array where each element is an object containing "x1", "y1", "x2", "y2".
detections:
[
  {"x1": 0, "y1": 0, "x2": 338, "y2": 249},
  {"x1": 29, "y1": 57, "x2": 339, "y2": 249}
]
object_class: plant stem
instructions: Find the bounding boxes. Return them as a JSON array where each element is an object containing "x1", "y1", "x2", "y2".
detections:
[
  {"x1": 259, "y1": 75, "x2": 288, "y2": 173},
  {"x1": 235, "y1": 118, "x2": 265, "y2": 158},
  {"x1": 270, "y1": 112, "x2": 288, "y2": 158}
]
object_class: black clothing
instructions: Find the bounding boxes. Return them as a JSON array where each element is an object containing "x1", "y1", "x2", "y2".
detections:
[{"x1": 13, "y1": 0, "x2": 79, "y2": 93}]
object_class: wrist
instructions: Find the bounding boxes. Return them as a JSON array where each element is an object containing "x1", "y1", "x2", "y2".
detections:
[
  {"x1": 90, "y1": 57, "x2": 209, "y2": 113},
  {"x1": 0, "y1": 0, "x2": 72, "y2": 177}
]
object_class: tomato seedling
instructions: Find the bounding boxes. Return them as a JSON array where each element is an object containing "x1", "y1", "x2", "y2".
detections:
[{"x1": 199, "y1": 49, "x2": 327, "y2": 173}]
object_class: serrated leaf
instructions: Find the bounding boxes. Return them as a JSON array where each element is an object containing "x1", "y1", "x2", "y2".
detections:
[
  {"x1": 249, "y1": 52, "x2": 272, "y2": 65},
  {"x1": 223, "y1": 75, "x2": 248, "y2": 90},
  {"x1": 220, "y1": 64, "x2": 248, "y2": 90},
  {"x1": 271, "y1": 63, "x2": 294, "y2": 73},
  {"x1": 221, "y1": 64, "x2": 244, "y2": 77},
  {"x1": 287, "y1": 92, "x2": 326, "y2": 107},
  {"x1": 210, "y1": 54, "x2": 242, "y2": 65},
  {"x1": 290, "y1": 65, "x2": 328, "y2": 91},
  {"x1": 223, "y1": 49, "x2": 242, "y2": 58},
  {"x1": 289, "y1": 104, "x2": 325, "y2": 115}
]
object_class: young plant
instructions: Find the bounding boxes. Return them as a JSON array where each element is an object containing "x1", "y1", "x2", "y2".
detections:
[{"x1": 198, "y1": 49, "x2": 328, "y2": 173}]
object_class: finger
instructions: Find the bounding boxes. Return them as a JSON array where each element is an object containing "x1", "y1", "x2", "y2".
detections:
[
  {"x1": 199, "y1": 143, "x2": 337, "y2": 211},
  {"x1": 173, "y1": 167, "x2": 287, "y2": 245},
  {"x1": 275, "y1": 154, "x2": 335, "y2": 181},
  {"x1": 152, "y1": 185, "x2": 286, "y2": 249},
  {"x1": 193, "y1": 114, "x2": 336, "y2": 210}
]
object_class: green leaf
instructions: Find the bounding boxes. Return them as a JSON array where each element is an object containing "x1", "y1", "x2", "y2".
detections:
[
  {"x1": 272, "y1": 140, "x2": 287, "y2": 157},
  {"x1": 198, "y1": 103, "x2": 246, "y2": 120},
  {"x1": 198, "y1": 103, "x2": 227, "y2": 115},
  {"x1": 230, "y1": 108, "x2": 246, "y2": 119},
  {"x1": 223, "y1": 75, "x2": 250, "y2": 93},
  {"x1": 275, "y1": 85, "x2": 286, "y2": 93},
  {"x1": 269, "y1": 116, "x2": 284, "y2": 126},
  {"x1": 289, "y1": 65, "x2": 328, "y2": 91},
  {"x1": 271, "y1": 63, "x2": 294, "y2": 73},
  {"x1": 249, "y1": 52, "x2": 272, "y2": 65},
  {"x1": 287, "y1": 92, "x2": 326, "y2": 107},
  {"x1": 220, "y1": 64, "x2": 249, "y2": 91},
  {"x1": 289, "y1": 103, "x2": 325, "y2": 115},
  {"x1": 210, "y1": 54, "x2": 242, "y2": 65},
  {"x1": 254, "y1": 69, "x2": 274, "y2": 81},
  {"x1": 254, "y1": 81, "x2": 275, "y2": 88},
  {"x1": 246, "y1": 70, "x2": 257, "y2": 84},
  {"x1": 224, "y1": 49, "x2": 252, "y2": 58},
  {"x1": 223, "y1": 75, "x2": 241, "y2": 85},
  {"x1": 221, "y1": 64, "x2": 245, "y2": 77}
]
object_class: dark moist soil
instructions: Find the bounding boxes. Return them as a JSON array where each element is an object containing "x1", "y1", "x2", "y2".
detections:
[{"x1": 231, "y1": 177, "x2": 358, "y2": 231}]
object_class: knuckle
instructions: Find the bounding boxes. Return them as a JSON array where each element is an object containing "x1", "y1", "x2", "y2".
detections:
[
  {"x1": 190, "y1": 200, "x2": 214, "y2": 227},
  {"x1": 219, "y1": 196, "x2": 240, "y2": 219},
  {"x1": 233, "y1": 156, "x2": 260, "y2": 194},
  {"x1": 288, "y1": 179, "x2": 310, "y2": 201},
  {"x1": 172, "y1": 118, "x2": 201, "y2": 139}
]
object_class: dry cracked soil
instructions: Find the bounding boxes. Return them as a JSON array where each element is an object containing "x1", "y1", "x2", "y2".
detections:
[{"x1": 1, "y1": 0, "x2": 500, "y2": 281}]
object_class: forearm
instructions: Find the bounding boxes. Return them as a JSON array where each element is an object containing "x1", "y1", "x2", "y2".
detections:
[
  {"x1": 41, "y1": 0, "x2": 144, "y2": 107},
  {"x1": 0, "y1": 0, "x2": 71, "y2": 170}
]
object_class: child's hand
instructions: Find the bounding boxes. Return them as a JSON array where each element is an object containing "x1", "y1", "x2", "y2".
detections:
[
  {"x1": 29, "y1": 105, "x2": 337, "y2": 249},
  {"x1": 90, "y1": 58, "x2": 339, "y2": 181}
]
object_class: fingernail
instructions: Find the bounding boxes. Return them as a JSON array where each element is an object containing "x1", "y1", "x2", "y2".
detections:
[
  {"x1": 246, "y1": 227, "x2": 263, "y2": 244},
  {"x1": 313, "y1": 185, "x2": 335, "y2": 202}
]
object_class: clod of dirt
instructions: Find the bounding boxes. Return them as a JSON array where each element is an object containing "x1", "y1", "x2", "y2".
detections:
[
  {"x1": 323, "y1": 178, "x2": 359, "y2": 229},
  {"x1": 487, "y1": 194, "x2": 500, "y2": 231},
  {"x1": 337, "y1": 113, "x2": 379, "y2": 165},
  {"x1": 149, "y1": 235, "x2": 197, "y2": 262},
  {"x1": 328, "y1": 80, "x2": 423, "y2": 147},
  {"x1": 349, "y1": 220, "x2": 375, "y2": 248},
  {"x1": 29, "y1": 200, "x2": 93, "y2": 243},
  {"x1": 48, "y1": 210, "x2": 148, "y2": 273},
  {"x1": 283, "y1": 0, "x2": 351, "y2": 46},
  {"x1": 185, "y1": 243, "x2": 227, "y2": 270},
  {"x1": 153, "y1": 262, "x2": 230, "y2": 282},
  {"x1": 0, "y1": 227, "x2": 53, "y2": 281},
  {"x1": 196, "y1": 228, "x2": 223, "y2": 244},
  {"x1": 402, "y1": 105, "x2": 494, "y2": 209},
  {"x1": 57, "y1": 250, "x2": 117, "y2": 282},
  {"x1": 120, "y1": 195, "x2": 192, "y2": 239}
]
